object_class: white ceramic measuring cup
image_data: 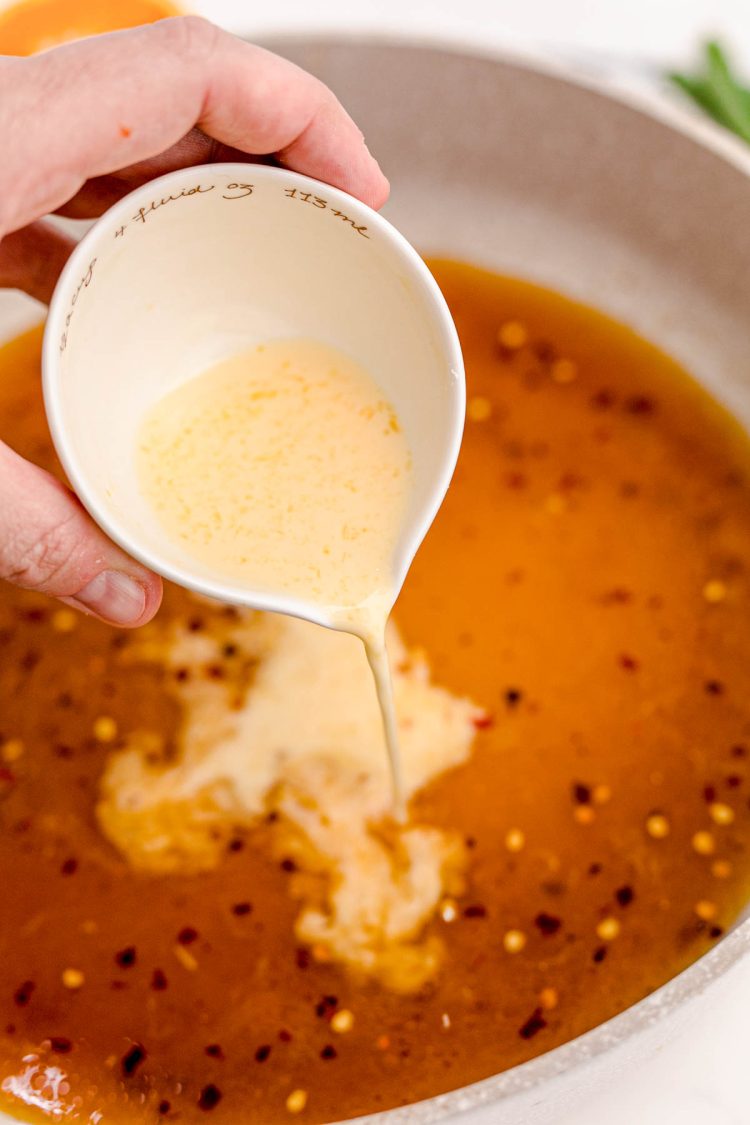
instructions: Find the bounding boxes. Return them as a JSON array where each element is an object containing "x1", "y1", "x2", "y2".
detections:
[{"x1": 42, "y1": 163, "x2": 465, "y2": 629}]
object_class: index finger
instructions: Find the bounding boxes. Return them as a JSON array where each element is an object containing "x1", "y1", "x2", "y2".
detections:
[{"x1": 0, "y1": 17, "x2": 389, "y2": 236}]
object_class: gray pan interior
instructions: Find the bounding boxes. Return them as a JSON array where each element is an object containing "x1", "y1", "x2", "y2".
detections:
[{"x1": 254, "y1": 36, "x2": 750, "y2": 1125}]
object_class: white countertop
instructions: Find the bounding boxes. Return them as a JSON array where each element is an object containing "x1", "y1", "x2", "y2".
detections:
[{"x1": 185, "y1": 3, "x2": 750, "y2": 1122}]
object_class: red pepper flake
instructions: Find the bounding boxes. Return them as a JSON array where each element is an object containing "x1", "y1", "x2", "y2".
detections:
[
  {"x1": 111, "y1": 980, "x2": 128, "y2": 991},
  {"x1": 505, "y1": 471, "x2": 527, "y2": 489},
  {"x1": 50, "y1": 1037, "x2": 72, "y2": 1054},
  {"x1": 158, "y1": 1102, "x2": 171, "y2": 1116},
  {"x1": 618, "y1": 653, "x2": 639, "y2": 672},
  {"x1": 472, "y1": 714, "x2": 495, "y2": 731},
  {"x1": 227, "y1": 838, "x2": 244, "y2": 852},
  {"x1": 703, "y1": 784, "x2": 717, "y2": 803},
  {"x1": 222, "y1": 643, "x2": 238, "y2": 658},
  {"x1": 615, "y1": 885, "x2": 634, "y2": 907},
  {"x1": 465, "y1": 836, "x2": 477, "y2": 849},
  {"x1": 591, "y1": 389, "x2": 616, "y2": 410},
  {"x1": 321, "y1": 1044, "x2": 337, "y2": 1060},
  {"x1": 534, "y1": 340, "x2": 556, "y2": 364},
  {"x1": 280, "y1": 858, "x2": 298, "y2": 873},
  {"x1": 463, "y1": 904, "x2": 487, "y2": 919},
  {"x1": 187, "y1": 617, "x2": 205, "y2": 633},
  {"x1": 174, "y1": 668, "x2": 190, "y2": 683},
  {"x1": 519, "y1": 1008, "x2": 547, "y2": 1040},
  {"x1": 0, "y1": 767, "x2": 15, "y2": 786},
  {"x1": 731, "y1": 744, "x2": 747, "y2": 758},
  {"x1": 6, "y1": 1024, "x2": 15, "y2": 1035},
  {"x1": 255, "y1": 1044, "x2": 272, "y2": 1062},
  {"x1": 13, "y1": 981, "x2": 34, "y2": 1007},
  {"x1": 121, "y1": 1044, "x2": 146, "y2": 1076},
  {"x1": 572, "y1": 782, "x2": 591, "y2": 805},
  {"x1": 119, "y1": 124, "x2": 132, "y2": 137},
  {"x1": 278, "y1": 1029, "x2": 293, "y2": 1042},
  {"x1": 296, "y1": 948, "x2": 311, "y2": 969},
  {"x1": 206, "y1": 664, "x2": 225, "y2": 680},
  {"x1": 20, "y1": 607, "x2": 46, "y2": 623},
  {"x1": 705, "y1": 680, "x2": 724, "y2": 696},
  {"x1": 504, "y1": 688, "x2": 522, "y2": 708},
  {"x1": 709, "y1": 925, "x2": 724, "y2": 939},
  {"x1": 625, "y1": 395, "x2": 655, "y2": 415},
  {"x1": 114, "y1": 946, "x2": 136, "y2": 968},
  {"x1": 54, "y1": 744, "x2": 74, "y2": 759},
  {"x1": 601, "y1": 588, "x2": 633, "y2": 605},
  {"x1": 231, "y1": 902, "x2": 252, "y2": 916},
  {"x1": 534, "y1": 912, "x2": 562, "y2": 936},
  {"x1": 177, "y1": 927, "x2": 198, "y2": 945},
  {"x1": 151, "y1": 969, "x2": 168, "y2": 991},
  {"x1": 558, "y1": 471, "x2": 584, "y2": 492},
  {"x1": 198, "y1": 1084, "x2": 222, "y2": 1111},
  {"x1": 60, "y1": 858, "x2": 78, "y2": 876},
  {"x1": 315, "y1": 995, "x2": 338, "y2": 1018},
  {"x1": 205, "y1": 1044, "x2": 224, "y2": 1059},
  {"x1": 588, "y1": 862, "x2": 602, "y2": 876},
  {"x1": 592, "y1": 946, "x2": 608, "y2": 963},
  {"x1": 725, "y1": 775, "x2": 742, "y2": 788}
]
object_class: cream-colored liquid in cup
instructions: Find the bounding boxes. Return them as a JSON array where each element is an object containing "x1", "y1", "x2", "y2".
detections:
[{"x1": 137, "y1": 340, "x2": 413, "y2": 815}]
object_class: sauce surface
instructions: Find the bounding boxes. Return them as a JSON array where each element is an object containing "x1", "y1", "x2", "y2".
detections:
[
  {"x1": 1, "y1": 260, "x2": 750, "y2": 1124},
  {"x1": 138, "y1": 338, "x2": 413, "y2": 814}
]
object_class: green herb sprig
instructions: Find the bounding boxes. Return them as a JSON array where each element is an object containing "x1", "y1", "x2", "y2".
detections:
[{"x1": 669, "y1": 41, "x2": 750, "y2": 144}]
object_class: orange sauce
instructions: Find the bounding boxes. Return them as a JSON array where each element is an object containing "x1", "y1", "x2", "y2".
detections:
[
  {"x1": 0, "y1": 0, "x2": 181, "y2": 55},
  {"x1": 1, "y1": 260, "x2": 750, "y2": 1123}
]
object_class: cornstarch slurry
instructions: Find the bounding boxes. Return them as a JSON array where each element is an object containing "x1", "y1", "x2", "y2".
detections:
[{"x1": 137, "y1": 339, "x2": 413, "y2": 816}]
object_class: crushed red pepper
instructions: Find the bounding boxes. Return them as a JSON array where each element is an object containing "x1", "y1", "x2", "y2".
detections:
[
  {"x1": 12, "y1": 982, "x2": 33, "y2": 1007},
  {"x1": 121, "y1": 1044, "x2": 146, "y2": 1076},
  {"x1": 534, "y1": 913, "x2": 562, "y2": 936},
  {"x1": 615, "y1": 886, "x2": 634, "y2": 907},
  {"x1": 518, "y1": 1010, "x2": 547, "y2": 1040},
  {"x1": 197, "y1": 1084, "x2": 222, "y2": 1111},
  {"x1": 0, "y1": 265, "x2": 749, "y2": 1124}
]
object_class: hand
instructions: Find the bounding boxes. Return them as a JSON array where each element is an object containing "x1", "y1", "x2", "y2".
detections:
[{"x1": 0, "y1": 16, "x2": 388, "y2": 627}]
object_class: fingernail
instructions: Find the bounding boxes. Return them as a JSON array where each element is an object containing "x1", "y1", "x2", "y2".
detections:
[{"x1": 72, "y1": 570, "x2": 147, "y2": 625}]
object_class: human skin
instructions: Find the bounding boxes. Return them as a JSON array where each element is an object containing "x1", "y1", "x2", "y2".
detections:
[{"x1": 0, "y1": 16, "x2": 389, "y2": 626}]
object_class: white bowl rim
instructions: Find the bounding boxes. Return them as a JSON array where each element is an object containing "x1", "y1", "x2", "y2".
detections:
[
  {"x1": 41, "y1": 160, "x2": 465, "y2": 634},
  {"x1": 241, "y1": 32, "x2": 750, "y2": 1125}
]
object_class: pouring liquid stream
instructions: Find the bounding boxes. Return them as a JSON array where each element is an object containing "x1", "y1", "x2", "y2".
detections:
[{"x1": 137, "y1": 339, "x2": 413, "y2": 817}]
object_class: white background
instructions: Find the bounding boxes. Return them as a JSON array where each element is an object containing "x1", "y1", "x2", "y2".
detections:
[
  {"x1": 198, "y1": 0, "x2": 750, "y2": 75},
  {"x1": 190, "y1": 4, "x2": 750, "y2": 1123}
]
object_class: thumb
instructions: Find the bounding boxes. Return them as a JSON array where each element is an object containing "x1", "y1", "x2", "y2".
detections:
[{"x1": 0, "y1": 440, "x2": 162, "y2": 626}]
